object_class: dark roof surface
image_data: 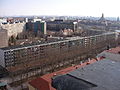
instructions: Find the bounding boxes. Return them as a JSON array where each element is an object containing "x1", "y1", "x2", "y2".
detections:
[
  {"x1": 52, "y1": 74, "x2": 96, "y2": 90},
  {"x1": 29, "y1": 59, "x2": 97, "y2": 90},
  {"x1": 52, "y1": 59, "x2": 120, "y2": 90},
  {"x1": 68, "y1": 59, "x2": 120, "y2": 90}
]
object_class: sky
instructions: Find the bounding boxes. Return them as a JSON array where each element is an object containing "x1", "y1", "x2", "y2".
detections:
[{"x1": 0, "y1": 0, "x2": 120, "y2": 17}]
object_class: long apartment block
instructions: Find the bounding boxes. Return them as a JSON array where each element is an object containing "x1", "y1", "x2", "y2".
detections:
[{"x1": 0, "y1": 32, "x2": 117, "y2": 69}]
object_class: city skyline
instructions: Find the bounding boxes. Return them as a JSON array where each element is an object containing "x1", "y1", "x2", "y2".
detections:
[{"x1": 0, "y1": 0, "x2": 120, "y2": 17}]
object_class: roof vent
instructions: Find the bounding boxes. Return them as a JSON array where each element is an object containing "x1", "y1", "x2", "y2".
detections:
[
  {"x1": 53, "y1": 73, "x2": 57, "y2": 76},
  {"x1": 118, "y1": 51, "x2": 120, "y2": 54}
]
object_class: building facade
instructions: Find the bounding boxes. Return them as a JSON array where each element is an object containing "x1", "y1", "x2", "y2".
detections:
[
  {"x1": 47, "y1": 20, "x2": 76, "y2": 31},
  {"x1": 0, "y1": 32, "x2": 118, "y2": 83},
  {"x1": 0, "y1": 32, "x2": 117, "y2": 67},
  {"x1": 26, "y1": 21, "x2": 47, "y2": 35},
  {"x1": 0, "y1": 28, "x2": 8, "y2": 48},
  {"x1": 1, "y1": 22, "x2": 25, "y2": 37}
]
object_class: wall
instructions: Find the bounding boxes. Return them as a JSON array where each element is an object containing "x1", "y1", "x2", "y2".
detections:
[
  {"x1": 41, "y1": 22, "x2": 47, "y2": 34},
  {"x1": 1, "y1": 22, "x2": 25, "y2": 37},
  {"x1": 47, "y1": 21, "x2": 74, "y2": 31},
  {"x1": 0, "y1": 49, "x2": 5, "y2": 67},
  {"x1": 26, "y1": 21, "x2": 47, "y2": 35},
  {"x1": 0, "y1": 29, "x2": 8, "y2": 48}
]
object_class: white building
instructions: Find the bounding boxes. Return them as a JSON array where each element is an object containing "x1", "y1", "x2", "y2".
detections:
[
  {"x1": 0, "y1": 18, "x2": 7, "y2": 24},
  {"x1": 1, "y1": 22, "x2": 25, "y2": 37},
  {"x1": 33, "y1": 18, "x2": 41, "y2": 22}
]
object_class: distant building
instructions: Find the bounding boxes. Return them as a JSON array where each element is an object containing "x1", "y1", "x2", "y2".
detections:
[
  {"x1": 0, "y1": 18, "x2": 7, "y2": 24},
  {"x1": 27, "y1": 17, "x2": 41, "y2": 22},
  {"x1": 47, "y1": 20, "x2": 76, "y2": 31},
  {"x1": 26, "y1": 21, "x2": 47, "y2": 35},
  {"x1": 1, "y1": 22, "x2": 25, "y2": 37},
  {"x1": 115, "y1": 30, "x2": 120, "y2": 34},
  {"x1": 99, "y1": 13, "x2": 105, "y2": 22},
  {"x1": 117, "y1": 17, "x2": 119, "y2": 22},
  {"x1": 0, "y1": 27, "x2": 8, "y2": 48},
  {"x1": 41, "y1": 21, "x2": 47, "y2": 34},
  {"x1": 33, "y1": 18, "x2": 41, "y2": 22},
  {"x1": 25, "y1": 18, "x2": 28, "y2": 22},
  {"x1": 62, "y1": 29, "x2": 73, "y2": 36}
]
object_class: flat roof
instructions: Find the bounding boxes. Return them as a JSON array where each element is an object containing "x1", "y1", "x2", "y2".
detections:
[
  {"x1": 0, "y1": 32, "x2": 115, "y2": 51},
  {"x1": 105, "y1": 46, "x2": 120, "y2": 54},
  {"x1": 52, "y1": 74, "x2": 96, "y2": 90},
  {"x1": 68, "y1": 59, "x2": 120, "y2": 90},
  {"x1": 0, "y1": 39, "x2": 68, "y2": 51},
  {"x1": 29, "y1": 59, "x2": 97, "y2": 90}
]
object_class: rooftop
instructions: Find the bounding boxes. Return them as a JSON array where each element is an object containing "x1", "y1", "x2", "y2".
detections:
[
  {"x1": 97, "y1": 46, "x2": 120, "y2": 62},
  {"x1": 0, "y1": 39, "x2": 68, "y2": 51},
  {"x1": 28, "y1": 59, "x2": 98, "y2": 90},
  {"x1": 52, "y1": 59, "x2": 120, "y2": 90},
  {"x1": 105, "y1": 46, "x2": 120, "y2": 54},
  {"x1": 0, "y1": 32, "x2": 115, "y2": 51}
]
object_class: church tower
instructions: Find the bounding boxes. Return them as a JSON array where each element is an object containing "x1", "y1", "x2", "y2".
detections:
[
  {"x1": 117, "y1": 17, "x2": 119, "y2": 22},
  {"x1": 99, "y1": 13, "x2": 105, "y2": 21}
]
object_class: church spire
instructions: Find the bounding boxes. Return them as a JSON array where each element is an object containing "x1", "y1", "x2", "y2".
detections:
[
  {"x1": 102, "y1": 13, "x2": 104, "y2": 18},
  {"x1": 117, "y1": 17, "x2": 119, "y2": 22},
  {"x1": 99, "y1": 13, "x2": 105, "y2": 21}
]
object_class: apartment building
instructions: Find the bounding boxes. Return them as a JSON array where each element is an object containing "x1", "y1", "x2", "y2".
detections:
[{"x1": 0, "y1": 32, "x2": 118, "y2": 82}]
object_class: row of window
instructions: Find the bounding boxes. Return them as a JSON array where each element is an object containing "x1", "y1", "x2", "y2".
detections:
[{"x1": 4, "y1": 34, "x2": 115, "y2": 57}]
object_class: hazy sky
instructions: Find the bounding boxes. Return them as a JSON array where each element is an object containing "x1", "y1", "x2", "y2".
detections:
[{"x1": 0, "y1": 0, "x2": 120, "y2": 17}]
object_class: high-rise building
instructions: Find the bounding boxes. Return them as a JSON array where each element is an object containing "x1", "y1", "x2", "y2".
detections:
[
  {"x1": 26, "y1": 21, "x2": 47, "y2": 35},
  {"x1": 41, "y1": 21, "x2": 47, "y2": 34}
]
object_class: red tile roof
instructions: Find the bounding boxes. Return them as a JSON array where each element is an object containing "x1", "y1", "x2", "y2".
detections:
[{"x1": 29, "y1": 77, "x2": 51, "y2": 90}]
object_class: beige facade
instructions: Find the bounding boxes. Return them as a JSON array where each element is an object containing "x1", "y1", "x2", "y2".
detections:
[
  {"x1": 1, "y1": 22, "x2": 25, "y2": 37},
  {"x1": 0, "y1": 28, "x2": 8, "y2": 48},
  {"x1": 43, "y1": 21, "x2": 47, "y2": 34}
]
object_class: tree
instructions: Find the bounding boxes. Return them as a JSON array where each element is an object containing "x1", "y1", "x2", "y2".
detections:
[
  {"x1": 16, "y1": 35, "x2": 19, "y2": 40},
  {"x1": 9, "y1": 35, "x2": 16, "y2": 45}
]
